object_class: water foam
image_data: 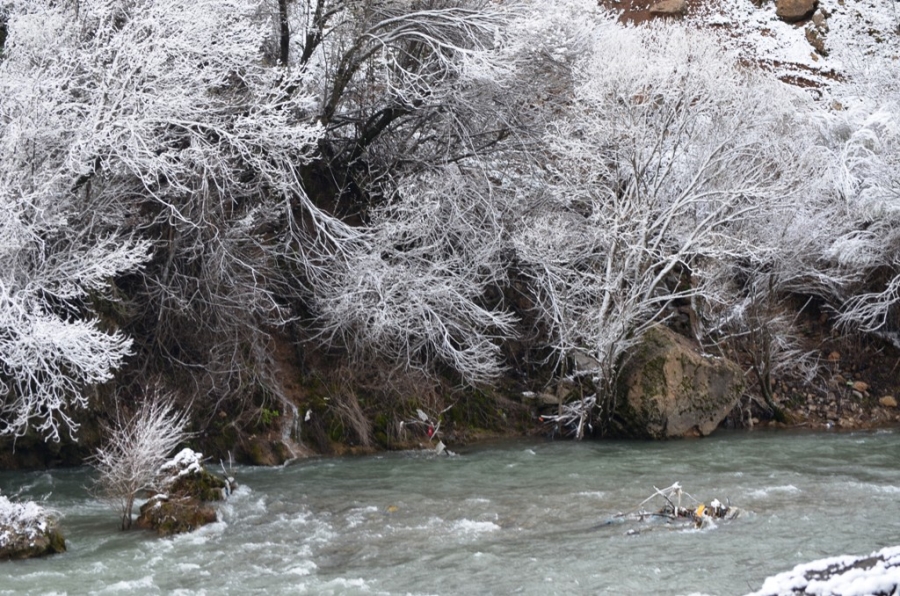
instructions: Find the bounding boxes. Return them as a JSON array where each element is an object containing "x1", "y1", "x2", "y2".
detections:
[
  {"x1": 451, "y1": 519, "x2": 501, "y2": 534},
  {"x1": 286, "y1": 560, "x2": 318, "y2": 576},
  {"x1": 99, "y1": 575, "x2": 156, "y2": 593},
  {"x1": 748, "y1": 485, "x2": 801, "y2": 499}
]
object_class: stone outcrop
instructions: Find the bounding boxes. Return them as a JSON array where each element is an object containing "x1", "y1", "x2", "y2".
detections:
[
  {"x1": 614, "y1": 326, "x2": 744, "y2": 439},
  {"x1": 805, "y1": 9, "x2": 829, "y2": 55},
  {"x1": 135, "y1": 449, "x2": 229, "y2": 536},
  {"x1": 0, "y1": 496, "x2": 66, "y2": 560},
  {"x1": 136, "y1": 495, "x2": 217, "y2": 537},
  {"x1": 776, "y1": 0, "x2": 818, "y2": 22},
  {"x1": 805, "y1": 25, "x2": 826, "y2": 55}
]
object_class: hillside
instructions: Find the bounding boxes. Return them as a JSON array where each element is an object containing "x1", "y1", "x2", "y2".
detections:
[
  {"x1": 611, "y1": 0, "x2": 899, "y2": 87},
  {"x1": 1, "y1": 0, "x2": 899, "y2": 466}
]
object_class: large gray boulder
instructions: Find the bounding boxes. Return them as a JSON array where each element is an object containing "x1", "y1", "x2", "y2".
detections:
[
  {"x1": 776, "y1": 0, "x2": 817, "y2": 22},
  {"x1": 614, "y1": 326, "x2": 743, "y2": 439}
]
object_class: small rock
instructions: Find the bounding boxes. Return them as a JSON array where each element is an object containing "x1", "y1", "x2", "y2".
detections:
[
  {"x1": 811, "y1": 9, "x2": 829, "y2": 31},
  {"x1": 135, "y1": 449, "x2": 228, "y2": 536},
  {"x1": 827, "y1": 351, "x2": 841, "y2": 362},
  {"x1": 776, "y1": 0, "x2": 818, "y2": 22},
  {"x1": 570, "y1": 350, "x2": 600, "y2": 373},
  {"x1": 805, "y1": 25, "x2": 827, "y2": 55},
  {"x1": 880, "y1": 395, "x2": 898, "y2": 408},
  {"x1": 851, "y1": 390, "x2": 863, "y2": 400},
  {"x1": 649, "y1": 0, "x2": 687, "y2": 16},
  {"x1": 556, "y1": 380, "x2": 576, "y2": 402},
  {"x1": 852, "y1": 381, "x2": 869, "y2": 393}
]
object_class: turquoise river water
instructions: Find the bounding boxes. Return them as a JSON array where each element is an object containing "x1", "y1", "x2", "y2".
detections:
[{"x1": 1, "y1": 429, "x2": 899, "y2": 595}]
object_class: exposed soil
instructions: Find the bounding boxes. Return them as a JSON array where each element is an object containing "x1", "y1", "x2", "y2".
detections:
[{"x1": 601, "y1": 0, "x2": 703, "y2": 25}]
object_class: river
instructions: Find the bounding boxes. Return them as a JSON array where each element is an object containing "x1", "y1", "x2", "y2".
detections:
[{"x1": 1, "y1": 429, "x2": 899, "y2": 595}]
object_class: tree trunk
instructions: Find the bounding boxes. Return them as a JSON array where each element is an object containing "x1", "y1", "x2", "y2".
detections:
[
  {"x1": 278, "y1": 0, "x2": 290, "y2": 65},
  {"x1": 122, "y1": 494, "x2": 135, "y2": 530}
]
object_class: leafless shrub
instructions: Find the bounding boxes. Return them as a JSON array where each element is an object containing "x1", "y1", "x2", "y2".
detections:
[
  {"x1": 327, "y1": 385, "x2": 373, "y2": 448},
  {"x1": 89, "y1": 391, "x2": 191, "y2": 530},
  {"x1": 705, "y1": 277, "x2": 820, "y2": 420}
]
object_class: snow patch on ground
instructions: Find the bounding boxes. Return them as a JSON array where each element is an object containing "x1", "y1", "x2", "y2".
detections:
[{"x1": 682, "y1": 0, "x2": 900, "y2": 91}]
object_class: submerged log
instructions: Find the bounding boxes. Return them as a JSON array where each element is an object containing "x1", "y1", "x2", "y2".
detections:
[{"x1": 605, "y1": 482, "x2": 744, "y2": 533}]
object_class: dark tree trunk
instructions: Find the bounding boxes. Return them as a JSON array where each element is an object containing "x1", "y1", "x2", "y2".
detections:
[{"x1": 278, "y1": 0, "x2": 290, "y2": 65}]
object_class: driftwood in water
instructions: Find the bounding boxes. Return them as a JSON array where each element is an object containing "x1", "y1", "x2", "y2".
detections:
[{"x1": 602, "y1": 482, "x2": 743, "y2": 533}]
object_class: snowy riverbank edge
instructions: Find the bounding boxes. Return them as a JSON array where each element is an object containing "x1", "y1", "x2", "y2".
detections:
[{"x1": 748, "y1": 545, "x2": 900, "y2": 596}]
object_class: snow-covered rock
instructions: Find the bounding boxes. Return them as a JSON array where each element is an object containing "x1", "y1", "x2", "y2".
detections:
[
  {"x1": 160, "y1": 448, "x2": 204, "y2": 480},
  {"x1": 159, "y1": 449, "x2": 229, "y2": 502},
  {"x1": 0, "y1": 495, "x2": 65, "y2": 560},
  {"x1": 136, "y1": 449, "x2": 230, "y2": 536},
  {"x1": 748, "y1": 545, "x2": 900, "y2": 596},
  {"x1": 135, "y1": 494, "x2": 217, "y2": 537}
]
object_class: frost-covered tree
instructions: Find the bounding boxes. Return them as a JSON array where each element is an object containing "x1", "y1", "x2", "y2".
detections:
[
  {"x1": 510, "y1": 17, "x2": 821, "y2": 435},
  {"x1": 820, "y1": 56, "x2": 900, "y2": 338},
  {"x1": 294, "y1": 0, "x2": 531, "y2": 384},
  {"x1": 2, "y1": 0, "x2": 337, "y2": 420},
  {"x1": 315, "y1": 169, "x2": 517, "y2": 385},
  {"x1": 0, "y1": 2, "x2": 150, "y2": 440},
  {"x1": 281, "y1": 0, "x2": 516, "y2": 213}
]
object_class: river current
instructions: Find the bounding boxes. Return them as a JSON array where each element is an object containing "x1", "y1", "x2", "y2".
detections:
[{"x1": 1, "y1": 429, "x2": 899, "y2": 595}]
